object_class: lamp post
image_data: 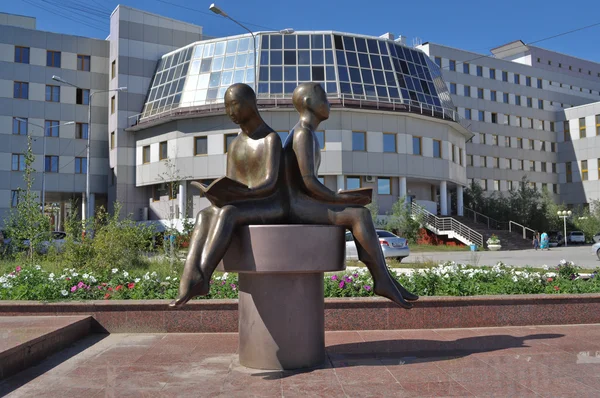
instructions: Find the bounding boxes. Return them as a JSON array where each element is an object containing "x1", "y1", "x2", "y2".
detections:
[
  {"x1": 51, "y1": 75, "x2": 127, "y2": 224},
  {"x1": 209, "y1": 3, "x2": 294, "y2": 93},
  {"x1": 557, "y1": 210, "x2": 572, "y2": 247},
  {"x1": 16, "y1": 118, "x2": 74, "y2": 214}
]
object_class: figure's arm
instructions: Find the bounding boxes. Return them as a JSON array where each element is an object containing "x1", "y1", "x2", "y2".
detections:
[
  {"x1": 243, "y1": 132, "x2": 282, "y2": 198},
  {"x1": 293, "y1": 128, "x2": 367, "y2": 205}
]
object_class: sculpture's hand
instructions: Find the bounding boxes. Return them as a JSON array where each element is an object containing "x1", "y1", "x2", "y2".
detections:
[{"x1": 337, "y1": 192, "x2": 371, "y2": 206}]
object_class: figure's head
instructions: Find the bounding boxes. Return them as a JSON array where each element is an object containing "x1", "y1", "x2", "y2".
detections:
[
  {"x1": 224, "y1": 83, "x2": 259, "y2": 125},
  {"x1": 292, "y1": 83, "x2": 330, "y2": 121}
]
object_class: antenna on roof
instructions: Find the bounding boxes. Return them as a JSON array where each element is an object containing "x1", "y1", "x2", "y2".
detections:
[{"x1": 412, "y1": 37, "x2": 422, "y2": 47}]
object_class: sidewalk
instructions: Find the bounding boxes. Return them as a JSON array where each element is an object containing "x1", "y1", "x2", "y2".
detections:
[{"x1": 2, "y1": 324, "x2": 600, "y2": 397}]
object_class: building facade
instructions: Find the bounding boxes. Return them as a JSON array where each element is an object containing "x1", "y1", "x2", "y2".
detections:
[{"x1": 2, "y1": 5, "x2": 600, "y2": 231}]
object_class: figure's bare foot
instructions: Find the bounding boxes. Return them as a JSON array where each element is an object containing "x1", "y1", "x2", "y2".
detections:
[
  {"x1": 373, "y1": 277, "x2": 413, "y2": 309},
  {"x1": 389, "y1": 272, "x2": 419, "y2": 301},
  {"x1": 169, "y1": 262, "x2": 210, "y2": 307}
]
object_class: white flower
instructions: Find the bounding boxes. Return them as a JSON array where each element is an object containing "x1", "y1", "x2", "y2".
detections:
[
  {"x1": 123, "y1": 271, "x2": 129, "y2": 278},
  {"x1": 223, "y1": 272, "x2": 229, "y2": 279},
  {"x1": 61, "y1": 290, "x2": 68, "y2": 296},
  {"x1": 34, "y1": 265, "x2": 41, "y2": 270},
  {"x1": 111, "y1": 268, "x2": 118, "y2": 274},
  {"x1": 512, "y1": 276, "x2": 518, "y2": 282},
  {"x1": 143, "y1": 274, "x2": 150, "y2": 280},
  {"x1": 134, "y1": 278, "x2": 140, "y2": 283},
  {"x1": 542, "y1": 265, "x2": 549, "y2": 270},
  {"x1": 166, "y1": 276, "x2": 171, "y2": 280},
  {"x1": 151, "y1": 272, "x2": 157, "y2": 277},
  {"x1": 559, "y1": 259, "x2": 567, "y2": 265},
  {"x1": 2, "y1": 283, "x2": 13, "y2": 289},
  {"x1": 89, "y1": 276, "x2": 97, "y2": 283},
  {"x1": 83, "y1": 273, "x2": 89, "y2": 279},
  {"x1": 72, "y1": 272, "x2": 79, "y2": 277},
  {"x1": 49, "y1": 273, "x2": 55, "y2": 278}
]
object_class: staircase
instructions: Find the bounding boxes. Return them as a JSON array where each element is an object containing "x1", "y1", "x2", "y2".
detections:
[
  {"x1": 411, "y1": 203, "x2": 483, "y2": 247},
  {"x1": 457, "y1": 208, "x2": 534, "y2": 251}
]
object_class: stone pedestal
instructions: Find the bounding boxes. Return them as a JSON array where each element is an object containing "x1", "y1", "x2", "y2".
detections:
[{"x1": 218, "y1": 225, "x2": 345, "y2": 370}]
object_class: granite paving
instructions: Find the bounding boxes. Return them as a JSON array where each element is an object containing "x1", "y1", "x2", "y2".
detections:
[{"x1": 3, "y1": 324, "x2": 600, "y2": 397}]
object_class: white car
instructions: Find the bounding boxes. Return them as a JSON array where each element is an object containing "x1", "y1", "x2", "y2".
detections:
[
  {"x1": 346, "y1": 230, "x2": 410, "y2": 262},
  {"x1": 567, "y1": 231, "x2": 586, "y2": 244}
]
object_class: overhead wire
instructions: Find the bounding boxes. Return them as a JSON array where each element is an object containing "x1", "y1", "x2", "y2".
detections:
[{"x1": 20, "y1": 0, "x2": 107, "y2": 33}]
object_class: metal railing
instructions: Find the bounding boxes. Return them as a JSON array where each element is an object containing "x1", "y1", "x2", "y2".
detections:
[
  {"x1": 509, "y1": 221, "x2": 537, "y2": 241},
  {"x1": 463, "y1": 207, "x2": 508, "y2": 230},
  {"x1": 411, "y1": 202, "x2": 483, "y2": 247}
]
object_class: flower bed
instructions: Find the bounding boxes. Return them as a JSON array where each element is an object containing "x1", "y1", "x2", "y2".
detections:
[{"x1": 1, "y1": 260, "x2": 598, "y2": 301}]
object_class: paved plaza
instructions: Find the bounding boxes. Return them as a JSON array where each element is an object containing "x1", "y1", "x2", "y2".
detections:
[
  {"x1": 2, "y1": 324, "x2": 600, "y2": 397},
  {"x1": 411, "y1": 246, "x2": 599, "y2": 269}
]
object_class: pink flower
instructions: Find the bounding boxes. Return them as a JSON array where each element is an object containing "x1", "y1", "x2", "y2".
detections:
[
  {"x1": 364, "y1": 285, "x2": 371, "y2": 291},
  {"x1": 77, "y1": 281, "x2": 85, "y2": 289},
  {"x1": 230, "y1": 284, "x2": 237, "y2": 290},
  {"x1": 339, "y1": 281, "x2": 345, "y2": 289},
  {"x1": 104, "y1": 293, "x2": 110, "y2": 300},
  {"x1": 70, "y1": 286, "x2": 77, "y2": 292},
  {"x1": 97, "y1": 286, "x2": 103, "y2": 290},
  {"x1": 15, "y1": 266, "x2": 22, "y2": 273},
  {"x1": 127, "y1": 283, "x2": 135, "y2": 289},
  {"x1": 331, "y1": 275, "x2": 338, "y2": 281}
]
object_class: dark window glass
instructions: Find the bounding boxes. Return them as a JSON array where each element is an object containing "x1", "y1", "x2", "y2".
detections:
[
  {"x1": 284, "y1": 35, "x2": 296, "y2": 49},
  {"x1": 14, "y1": 46, "x2": 30, "y2": 64},
  {"x1": 352, "y1": 132, "x2": 366, "y2": 151},
  {"x1": 312, "y1": 50, "x2": 324, "y2": 64},
  {"x1": 334, "y1": 35, "x2": 344, "y2": 50},
  {"x1": 312, "y1": 66, "x2": 325, "y2": 81},
  {"x1": 270, "y1": 66, "x2": 282, "y2": 81},
  {"x1": 270, "y1": 35, "x2": 282, "y2": 49},
  {"x1": 342, "y1": 36, "x2": 355, "y2": 51},
  {"x1": 270, "y1": 50, "x2": 282, "y2": 65},
  {"x1": 284, "y1": 51, "x2": 296, "y2": 65},
  {"x1": 311, "y1": 35, "x2": 324, "y2": 49},
  {"x1": 44, "y1": 156, "x2": 59, "y2": 172},
  {"x1": 355, "y1": 38, "x2": 367, "y2": 53},
  {"x1": 298, "y1": 66, "x2": 310, "y2": 81},
  {"x1": 284, "y1": 66, "x2": 296, "y2": 80},
  {"x1": 383, "y1": 134, "x2": 396, "y2": 152}
]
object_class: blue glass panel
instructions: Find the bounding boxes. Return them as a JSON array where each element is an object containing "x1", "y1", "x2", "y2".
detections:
[
  {"x1": 270, "y1": 50, "x2": 282, "y2": 65},
  {"x1": 373, "y1": 70, "x2": 385, "y2": 85},
  {"x1": 270, "y1": 82, "x2": 282, "y2": 93},
  {"x1": 270, "y1": 35, "x2": 282, "y2": 49},
  {"x1": 312, "y1": 66, "x2": 325, "y2": 80},
  {"x1": 235, "y1": 53, "x2": 247, "y2": 68},
  {"x1": 297, "y1": 35, "x2": 309, "y2": 49},
  {"x1": 258, "y1": 82, "x2": 269, "y2": 93},
  {"x1": 340, "y1": 82, "x2": 351, "y2": 93},
  {"x1": 388, "y1": 87, "x2": 399, "y2": 98},
  {"x1": 358, "y1": 53, "x2": 370, "y2": 68},
  {"x1": 324, "y1": 35, "x2": 332, "y2": 49},
  {"x1": 355, "y1": 37, "x2": 367, "y2": 53},
  {"x1": 379, "y1": 40, "x2": 388, "y2": 55},
  {"x1": 349, "y1": 67, "x2": 361, "y2": 82},
  {"x1": 336, "y1": 50, "x2": 346, "y2": 66},
  {"x1": 338, "y1": 66, "x2": 349, "y2": 81},
  {"x1": 326, "y1": 82, "x2": 337, "y2": 93},
  {"x1": 259, "y1": 67, "x2": 269, "y2": 81},
  {"x1": 284, "y1": 82, "x2": 296, "y2": 94},
  {"x1": 226, "y1": 40, "x2": 238, "y2": 54},
  {"x1": 261, "y1": 35, "x2": 269, "y2": 50},
  {"x1": 284, "y1": 35, "x2": 296, "y2": 49},
  {"x1": 342, "y1": 36, "x2": 355, "y2": 51},
  {"x1": 325, "y1": 50, "x2": 334, "y2": 64},
  {"x1": 221, "y1": 71, "x2": 233, "y2": 86},
  {"x1": 352, "y1": 84, "x2": 363, "y2": 95},
  {"x1": 284, "y1": 50, "x2": 296, "y2": 65},
  {"x1": 298, "y1": 51, "x2": 310, "y2": 65},
  {"x1": 361, "y1": 69, "x2": 373, "y2": 84},
  {"x1": 270, "y1": 66, "x2": 282, "y2": 81},
  {"x1": 311, "y1": 35, "x2": 323, "y2": 49},
  {"x1": 212, "y1": 57, "x2": 223, "y2": 71},
  {"x1": 346, "y1": 52, "x2": 358, "y2": 67},
  {"x1": 245, "y1": 68, "x2": 254, "y2": 83},
  {"x1": 284, "y1": 66, "x2": 296, "y2": 80},
  {"x1": 260, "y1": 51, "x2": 268, "y2": 65},
  {"x1": 312, "y1": 50, "x2": 324, "y2": 64},
  {"x1": 376, "y1": 86, "x2": 388, "y2": 97},
  {"x1": 326, "y1": 66, "x2": 336, "y2": 80},
  {"x1": 238, "y1": 37, "x2": 250, "y2": 52},
  {"x1": 370, "y1": 54, "x2": 382, "y2": 69},
  {"x1": 367, "y1": 39, "x2": 379, "y2": 54},
  {"x1": 223, "y1": 55, "x2": 235, "y2": 69},
  {"x1": 233, "y1": 69, "x2": 245, "y2": 83},
  {"x1": 200, "y1": 58, "x2": 212, "y2": 73},
  {"x1": 298, "y1": 66, "x2": 310, "y2": 81}
]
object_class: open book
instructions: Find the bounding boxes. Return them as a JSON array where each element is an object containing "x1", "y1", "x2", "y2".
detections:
[
  {"x1": 337, "y1": 187, "x2": 373, "y2": 204},
  {"x1": 191, "y1": 177, "x2": 249, "y2": 207}
]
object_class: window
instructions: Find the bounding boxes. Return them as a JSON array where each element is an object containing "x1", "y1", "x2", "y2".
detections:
[
  {"x1": 514, "y1": 74, "x2": 520, "y2": 84},
  {"x1": 508, "y1": 158, "x2": 513, "y2": 169},
  {"x1": 550, "y1": 121, "x2": 555, "y2": 132},
  {"x1": 579, "y1": 117, "x2": 586, "y2": 138},
  {"x1": 518, "y1": 160, "x2": 524, "y2": 170},
  {"x1": 76, "y1": 88, "x2": 90, "y2": 105},
  {"x1": 492, "y1": 135, "x2": 498, "y2": 146},
  {"x1": 14, "y1": 46, "x2": 30, "y2": 64},
  {"x1": 517, "y1": 137, "x2": 523, "y2": 149},
  {"x1": 452, "y1": 145, "x2": 456, "y2": 163},
  {"x1": 530, "y1": 161, "x2": 535, "y2": 171},
  {"x1": 564, "y1": 121, "x2": 571, "y2": 141},
  {"x1": 477, "y1": 88, "x2": 484, "y2": 99},
  {"x1": 377, "y1": 177, "x2": 391, "y2": 195},
  {"x1": 467, "y1": 155, "x2": 473, "y2": 166},
  {"x1": 596, "y1": 115, "x2": 600, "y2": 135},
  {"x1": 346, "y1": 176, "x2": 361, "y2": 190},
  {"x1": 553, "y1": 184, "x2": 558, "y2": 194},
  {"x1": 463, "y1": 85, "x2": 471, "y2": 97},
  {"x1": 44, "y1": 120, "x2": 59, "y2": 137},
  {"x1": 75, "y1": 157, "x2": 87, "y2": 174},
  {"x1": 516, "y1": 116, "x2": 522, "y2": 127},
  {"x1": 317, "y1": 176, "x2": 325, "y2": 185},
  {"x1": 541, "y1": 162, "x2": 547, "y2": 172},
  {"x1": 566, "y1": 162, "x2": 572, "y2": 183},
  {"x1": 503, "y1": 93, "x2": 509, "y2": 103},
  {"x1": 515, "y1": 96, "x2": 521, "y2": 106},
  {"x1": 44, "y1": 156, "x2": 59, "y2": 173},
  {"x1": 111, "y1": 96, "x2": 116, "y2": 114},
  {"x1": 459, "y1": 148, "x2": 464, "y2": 165},
  {"x1": 412, "y1": 136, "x2": 422, "y2": 155},
  {"x1": 77, "y1": 55, "x2": 91, "y2": 71},
  {"x1": 12, "y1": 117, "x2": 27, "y2": 135},
  {"x1": 463, "y1": 63, "x2": 470, "y2": 74},
  {"x1": 11, "y1": 190, "x2": 19, "y2": 207},
  {"x1": 45, "y1": 85, "x2": 60, "y2": 102},
  {"x1": 159, "y1": 141, "x2": 168, "y2": 160},
  {"x1": 225, "y1": 133, "x2": 237, "y2": 153},
  {"x1": 540, "y1": 141, "x2": 546, "y2": 151},
  {"x1": 504, "y1": 136, "x2": 510, "y2": 147},
  {"x1": 526, "y1": 97, "x2": 532, "y2": 108},
  {"x1": 142, "y1": 145, "x2": 150, "y2": 163},
  {"x1": 110, "y1": 131, "x2": 115, "y2": 149},
  {"x1": 194, "y1": 136, "x2": 208, "y2": 155},
  {"x1": 478, "y1": 111, "x2": 485, "y2": 122},
  {"x1": 315, "y1": 131, "x2": 325, "y2": 150},
  {"x1": 502, "y1": 71, "x2": 508, "y2": 82},
  {"x1": 434, "y1": 56, "x2": 442, "y2": 67},
  {"x1": 528, "y1": 139, "x2": 534, "y2": 150},
  {"x1": 538, "y1": 99, "x2": 543, "y2": 109},
  {"x1": 526, "y1": 76, "x2": 531, "y2": 87},
  {"x1": 582, "y1": 160, "x2": 588, "y2": 181},
  {"x1": 552, "y1": 163, "x2": 557, "y2": 173},
  {"x1": 491, "y1": 113, "x2": 497, "y2": 124},
  {"x1": 465, "y1": 108, "x2": 471, "y2": 120},
  {"x1": 111, "y1": 60, "x2": 116, "y2": 79},
  {"x1": 352, "y1": 131, "x2": 366, "y2": 151},
  {"x1": 490, "y1": 90, "x2": 497, "y2": 101},
  {"x1": 480, "y1": 133, "x2": 486, "y2": 144},
  {"x1": 483, "y1": 180, "x2": 488, "y2": 190},
  {"x1": 493, "y1": 157, "x2": 499, "y2": 168},
  {"x1": 450, "y1": 83, "x2": 457, "y2": 94},
  {"x1": 449, "y1": 60, "x2": 456, "y2": 71},
  {"x1": 383, "y1": 133, "x2": 396, "y2": 153},
  {"x1": 537, "y1": 78, "x2": 543, "y2": 89},
  {"x1": 551, "y1": 142, "x2": 556, "y2": 152},
  {"x1": 482, "y1": 156, "x2": 487, "y2": 167},
  {"x1": 277, "y1": 131, "x2": 289, "y2": 143},
  {"x1": 13, "y1": 81, "x2": 28, "y2": 99},
  {"x1": 476, "y1": 65, "x2": 483, "y2": 76},
  {"x1": 75, "y1": 123, "x2": 88, "y2": 139},
  {"x1": 433, "y1": 140, "x2": 441, "y2": 158},
  {"x1": 493, "y1": 180, "x2": 500, "y2": 191},
  {"x1": 11, "y1": 154, "x2": 25, "y2": 171},
  {"x1": 489, "y1": 68, "x2": 496, "y2": 79},
  {"x1": 46, "y1": 50, "x2": 61, "y2": 67}
]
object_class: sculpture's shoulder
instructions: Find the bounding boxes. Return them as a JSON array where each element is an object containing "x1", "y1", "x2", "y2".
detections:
[{"x1": 284, "y1": 126, "x2": 312, "y2": 149}]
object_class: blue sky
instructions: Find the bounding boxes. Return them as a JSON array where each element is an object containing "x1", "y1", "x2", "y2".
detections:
[{"x1": 5, "y1": 0, "x2": 600, "y2": 62}]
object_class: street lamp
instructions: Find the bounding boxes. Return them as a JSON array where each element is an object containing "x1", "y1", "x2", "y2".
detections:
[
  {"x1": 51, "y1": 75, "x2": 127, "y2": 225},
  {"x1": 557, "y1": 210, "x2": 572, "y2": 247},
  {"x1": 15, "y1": 118, "x2": 74, "y2": 214},
  {"x1": 209, "y1": 3, "x2": 294, "y2": 92}
]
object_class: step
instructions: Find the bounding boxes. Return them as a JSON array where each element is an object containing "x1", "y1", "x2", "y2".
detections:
[{"x1": 0, "y1": 316, "x2": 93, "y2": 380}]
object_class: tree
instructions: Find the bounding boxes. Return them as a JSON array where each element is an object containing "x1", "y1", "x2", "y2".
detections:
[
  {"x1": 3, "y1": 135, "x2": 51, "y2": 261},
  {"x1": 365, "y1": 195, "x2": 385, "y2": 228},
  {"x1": 385, "y1": 197, "x2": 422, "y2": 243},
  {"x1": 573, "y1": 200, "x2": 600, "y2": 241}
]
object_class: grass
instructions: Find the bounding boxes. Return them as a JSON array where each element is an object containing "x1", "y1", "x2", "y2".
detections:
[{"x1": 409, "y1": 244, "x2": 470, "y2": 253}]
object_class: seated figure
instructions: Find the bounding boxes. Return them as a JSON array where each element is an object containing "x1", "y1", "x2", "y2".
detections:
[
  {"x1": 171, "y1": 83, "x2": 286, "y2": 307},
  {"x1": 282, "y1": 83, "x2": 418, "y2": 309}
]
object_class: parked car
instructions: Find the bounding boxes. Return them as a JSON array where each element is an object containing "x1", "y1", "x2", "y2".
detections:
[
  {"x1": 548, "y1": 231, "x2": 564, "y2": 247},
  {"x1": 592, "y1": 241, "x2": 600, "y2": 260},
  {"x1": 346, "y1": 230, "x2": 410, "y2": 262},
  {"x1": 566, "y1": 231, "x2": 586, "y2": 245},
  {"x1": 6, "y1": 231, "x2": 69, "y2": 254},
  {"x1": 593, "y1": 232, "x2": 600, "y2": 244}
]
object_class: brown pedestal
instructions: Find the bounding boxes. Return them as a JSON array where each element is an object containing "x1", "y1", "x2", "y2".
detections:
[{"x1": 218, "y1": 225, "x2": 346, "y2": 370}]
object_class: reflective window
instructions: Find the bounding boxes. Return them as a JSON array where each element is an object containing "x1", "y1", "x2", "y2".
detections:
[
  {"x1": 383, "y1": 133, "x2": 396, "y2": 153},
  {"x1": 433, "y1": 139, "x2": 441, "y2": 158},
  {"x1": 378, "y1": 177, "x2": 391, "y2": 195},
  {"x1": 346, "y1": 177, "x2": 361, "y2": 190},
  {"x1": 352, "y1": 131, "x2": 366, "y2": 151}
]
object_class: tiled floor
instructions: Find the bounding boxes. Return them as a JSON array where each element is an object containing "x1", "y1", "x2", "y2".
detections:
[{"x1": 3, "y1": 324, "x2": 600, "y2": 397}]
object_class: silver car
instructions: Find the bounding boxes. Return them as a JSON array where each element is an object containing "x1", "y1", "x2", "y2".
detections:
[
  {"x1": 592, "y1": 242, "x2": 600, "y2": 260},
  {"x1": 346, "y1": 230, "x2": 410, "y2": 261}
]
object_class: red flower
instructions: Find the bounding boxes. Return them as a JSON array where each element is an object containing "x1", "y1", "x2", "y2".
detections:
[
  {"x1": 116, "y1": 285, "x2": 123, "y2": 291},
  {"x1": 104, "y1": 293, "x2": 110, "y2": 300},
  {"x1": 101, "y1": 282, "x2": 107, "y2": 286},
  {"x1": 127, "y1": 283, "x2": 135, "y2": 289},
  {"x1": 547, "y1": 277, "x2": 553, "y2": 282},
  {"x1": 108, "y1": 287, "x2": 113, "y2": 291},
  {"x1": 554, "y1": 286, "x2": 560, "y2": 291},
  {"x1": 66, "y1": 277, "x2": 71, "y2": 281}
]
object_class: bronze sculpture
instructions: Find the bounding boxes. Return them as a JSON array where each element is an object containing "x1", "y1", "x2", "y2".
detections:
[{"x1": 172, "y1": 82, "x2": 418, "y2": 309}]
